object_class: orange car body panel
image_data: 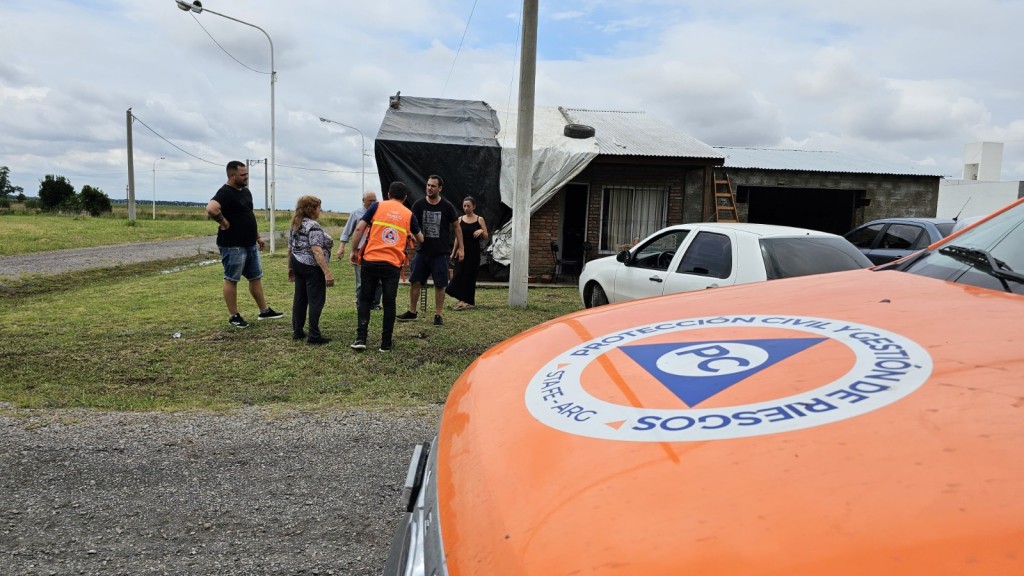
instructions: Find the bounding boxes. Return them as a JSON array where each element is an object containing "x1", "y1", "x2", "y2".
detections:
[{"x1": 435, "y1": 268, "x2": 1024, "y2": 575}]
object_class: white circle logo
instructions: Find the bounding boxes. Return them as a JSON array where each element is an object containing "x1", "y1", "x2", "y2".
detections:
[
  {"x1": 656, "y1": 342, "x2": 769, "y2": 377},
  {"x1": 525, "y1": 315, "x2": 932, "y2": 442}
]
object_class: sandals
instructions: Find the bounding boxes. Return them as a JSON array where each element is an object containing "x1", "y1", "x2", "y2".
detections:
[{"x1": 453, "y1": 303, "x2": 475, "y2": 311}]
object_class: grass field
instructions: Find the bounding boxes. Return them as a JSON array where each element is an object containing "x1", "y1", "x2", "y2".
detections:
[
  {"x1": 0, "y1": 207, "x2": 349, "y2": 256},
  {"x1": 0, "y1": 213, "x2": 582, "y2": 412}
]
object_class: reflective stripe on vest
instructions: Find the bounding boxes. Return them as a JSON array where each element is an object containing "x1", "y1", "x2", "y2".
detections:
[{"x1": 371, "y1": 220, "x2": 408, "y2": 235}]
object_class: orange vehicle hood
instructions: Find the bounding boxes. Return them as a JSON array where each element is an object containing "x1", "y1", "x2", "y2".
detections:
[{"x1": 436, "y1": 269, "x2": 1024, "y2": 575}]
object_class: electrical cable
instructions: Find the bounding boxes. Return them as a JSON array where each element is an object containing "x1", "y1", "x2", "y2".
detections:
[
  {"x1": 130, "y1": 114, "x2": 364, "y2": 174},
  {"x1": 189, "y1": 12, "x2": 270, "y2": 75},
  {"x1": 500, "y1": 4, "x2": 524, "y2": 147},
  {"x1": 131, "y1": 114, "x2": 221, "y2": 166},
  {"x1": 441, "y1": 0, "x2": 479, "y2": 97}
]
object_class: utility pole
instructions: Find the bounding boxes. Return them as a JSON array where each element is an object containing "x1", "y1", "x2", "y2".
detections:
[
  {"x1": 248, "y1": 158, "x2": 269, "y2": 220},
  {"x1": 126, "y1": 108, "x2": 137, "y2": 222},
  {"x1": 509, "y1": 0, "x2": 538, "y2": 307}
]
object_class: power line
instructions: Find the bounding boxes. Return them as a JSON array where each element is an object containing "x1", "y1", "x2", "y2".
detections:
[
  {"x1": 501, "y1": 4, "x2": 524, "y2": 147},
  {"x1": 131, "y1": 113, "x2": 222, "y2": 166},
  {"x1": 277, "y1": 162, "x2": 376, "y2": 175},
  {"x1": 442, "y1": 0, "x2": 479, "y2": 97},
  {"x1": 189, "y1": 12, "x2": 270, "y2": 75},
  {"x1": 130, "y1": 113, "x2": 366, "y2": 174}
]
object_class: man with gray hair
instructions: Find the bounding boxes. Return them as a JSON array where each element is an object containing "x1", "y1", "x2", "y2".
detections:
[{"x1": 336, "y1": 191, "x2": 382, "y2": 309}]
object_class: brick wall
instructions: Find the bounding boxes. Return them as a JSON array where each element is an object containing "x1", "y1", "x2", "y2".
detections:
[{"x1": 516, "y1": 161, "x2": 939, "y2": 277}]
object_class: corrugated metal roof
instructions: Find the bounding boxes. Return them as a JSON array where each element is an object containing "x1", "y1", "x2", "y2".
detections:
[
  {"x1": 563, "y1": 108, "x2": 724, "y2": 160},
  {"x1": 717, "y1": 146, "x2": 943, "y2": 177}
]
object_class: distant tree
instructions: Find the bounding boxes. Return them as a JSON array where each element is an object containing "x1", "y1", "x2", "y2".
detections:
[
  {"x1": 0, "y1": 166, "x2": 24, "y2": 198},
  {"x1": 16, "y1": 192, "x2": 26, "y2": 202},
  {"x1": 79, "y1": 185, "x2": 112, "y2": 216},
  {"x1": 38, "y1": 174, "x2": 77, "y2": 211}
]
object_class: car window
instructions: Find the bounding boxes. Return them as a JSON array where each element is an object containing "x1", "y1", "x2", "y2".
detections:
[
  {"x1": 632, "y1": 230, "x2": 689, "y2": 271},
  {"x1": 935, "y1": 222, "x2": 955, "y2": 237},
  {"x1": 760, "y1": 237, "x2": 872, "y2": 280},
  {"x1": 676, "y1": 232, "x2": 731, "y2": 279},
  {"x1": 899, "y1": 202, "x2": 1024, "y2": 295},
  {"x1": 845, "y1": 223, "x2": 884, "y2": 248},
  {"x1": 879, "y1": 224, "x2": 923, "y2": 250}
]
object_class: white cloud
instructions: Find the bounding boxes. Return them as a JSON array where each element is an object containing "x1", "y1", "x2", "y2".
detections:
[{"x1": 2, "y1": 0, "x2": 1024, "y2": 212}]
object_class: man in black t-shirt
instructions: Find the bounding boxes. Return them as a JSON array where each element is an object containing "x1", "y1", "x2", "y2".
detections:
[
  {"x1": 397, "y1": 174, "x2": 463, "y2": 326},
  {"x1": 206, "y1": 160, "x2": 283, "y2": 328}
]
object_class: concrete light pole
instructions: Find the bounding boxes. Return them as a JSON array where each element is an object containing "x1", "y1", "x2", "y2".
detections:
[
  {"x1": 175, "y1": 0, "x2": 278, "y2": 252},
  {"x1": 152, "y1": 156, "x2": 165, "y2": 219},
  {"x1": 509, "y1": 0, "x2": 538, "y2": 307}
]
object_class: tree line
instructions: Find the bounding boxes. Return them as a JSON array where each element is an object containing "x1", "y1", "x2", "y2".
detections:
[{"x1": 0, "y1": 166, "x2": 112, "y2": 216}]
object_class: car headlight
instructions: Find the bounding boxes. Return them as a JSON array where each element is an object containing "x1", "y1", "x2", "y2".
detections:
[{"x1": 383, "y1": 439, "x2": 448, "y2": 576}]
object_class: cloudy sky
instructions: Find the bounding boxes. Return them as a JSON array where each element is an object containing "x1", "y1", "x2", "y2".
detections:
[{"x1": 3, "y1": 0, "x2": 1024, "y2": 213}]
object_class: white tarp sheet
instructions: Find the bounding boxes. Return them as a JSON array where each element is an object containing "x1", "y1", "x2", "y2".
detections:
[{"x1": 489, "y1": 106, "x2": 599, "y2": 265}]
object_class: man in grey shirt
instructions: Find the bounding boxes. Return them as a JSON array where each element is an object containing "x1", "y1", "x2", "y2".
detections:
[{"x1": 336, "y1": 191, "x2": 382, "y2": 309}]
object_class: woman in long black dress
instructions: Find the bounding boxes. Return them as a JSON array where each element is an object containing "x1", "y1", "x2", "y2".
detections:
[{"x1": 448, "y1": 196, "x2": 489, "y2": 310}]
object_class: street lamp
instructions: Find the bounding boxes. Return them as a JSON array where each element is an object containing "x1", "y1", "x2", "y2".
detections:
[
  {"x1": 175, "y1": 0, "x2": 278, "y2": 253},
  {"x1": 319, "y1": 116, "x2": 365, "y2": 196},
  {"x1": 152, "y1": 156, "x2": 165, "y2": 220}
]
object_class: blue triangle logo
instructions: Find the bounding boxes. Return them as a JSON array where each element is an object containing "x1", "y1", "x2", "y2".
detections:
[{"x1": 620, "y1": 338, "x2": 826, "y2": 406}]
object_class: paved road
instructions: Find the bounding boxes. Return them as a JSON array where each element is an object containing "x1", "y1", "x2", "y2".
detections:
[{"x1": 0, "y1": 237, "x2": 221, "y2": 279}]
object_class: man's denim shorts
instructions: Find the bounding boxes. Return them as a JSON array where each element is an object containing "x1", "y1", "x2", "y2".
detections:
[
  {"x1": 219, "y1": 245, "x2": 263, "y2": 282},
  {"x1": 409, "y1": 252, "x2": 450, "y2": 288}
]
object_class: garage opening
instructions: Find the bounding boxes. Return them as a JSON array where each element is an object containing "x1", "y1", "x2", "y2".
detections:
[{"x1": 741, "y1": 186, "x2": 859, "y2": 235}]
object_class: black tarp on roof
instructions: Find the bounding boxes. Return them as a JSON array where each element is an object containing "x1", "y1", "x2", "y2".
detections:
[{"x1": 374, "y1": 96, "x2": 507, "y2": 229}]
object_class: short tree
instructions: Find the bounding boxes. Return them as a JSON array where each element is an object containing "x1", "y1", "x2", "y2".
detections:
[
  {"x1": 79, "y1": 185, "x2": 113, "y2": 216},
  {"x1": 0, "y1": 166, "x2": 24, "y2": 199},
  {"x1": 38, "y1": 174, "x2": 77, "y2": 211}
]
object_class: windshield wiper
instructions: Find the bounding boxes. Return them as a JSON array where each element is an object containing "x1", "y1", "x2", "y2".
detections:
[{"x1": 939, "y1": 245, "x2": 1024, "y2": 285}]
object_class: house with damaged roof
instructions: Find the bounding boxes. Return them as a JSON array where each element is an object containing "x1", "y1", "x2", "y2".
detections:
[{"x1": 373, "y1": 95, "x2": 942, "y2": 280}]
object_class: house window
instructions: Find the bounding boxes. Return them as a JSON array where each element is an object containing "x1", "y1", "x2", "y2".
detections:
[{"x1": 600, "y1": 186, "x2": 667, "y2": 252}]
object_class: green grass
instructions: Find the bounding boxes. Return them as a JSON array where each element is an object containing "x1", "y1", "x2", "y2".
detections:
[
  {"x1": 0, "y1": 208, "x2": 350, "y2": 255},
  {"x1": 0, "y1": 252, "x2": 581, "y2": 412}
]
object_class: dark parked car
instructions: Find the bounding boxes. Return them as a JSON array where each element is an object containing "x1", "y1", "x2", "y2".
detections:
[{"x1": 844, "y1": 217, "x2": 955, "y2": 265}]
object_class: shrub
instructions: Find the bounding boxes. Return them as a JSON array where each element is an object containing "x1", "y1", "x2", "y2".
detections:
[
  {"x1": 80, "y1": 185, "x2": 112, "y2": 216},
  {"x1": 38, "y1": 175, "x2": 76, "y2": 211}
]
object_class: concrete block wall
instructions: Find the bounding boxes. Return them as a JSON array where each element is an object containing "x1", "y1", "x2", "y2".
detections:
[{"x1": 720, "y1": 169, "x2": 940, "y2": 228}]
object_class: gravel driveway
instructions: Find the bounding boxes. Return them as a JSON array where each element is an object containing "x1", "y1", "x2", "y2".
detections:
[
  {"x1": 0, "y1": 237, "x2": 221, "y2": 279},
  {"x1": 0, "y1": 405, "x2": 442, "y2": 575},
  {"x1": 1, "y1": 239, "x2": 443, "y2": 574}
]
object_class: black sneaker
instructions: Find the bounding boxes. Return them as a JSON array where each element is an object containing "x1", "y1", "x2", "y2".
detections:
[
  {"x1": 433, "y1": 315, "x2": 444, "y2": 326},
  {"x1": 350, "y1": 339, "x2": 367, "y2": 351},
  {"x1": 229, "y1": 314, "x2": 249, "y2": 328},
  {"x1": 397, "y1": 311, "x2": 418, "y2": 322},
  {"x1": 379, "y1": 341, "x2": 393, "y2": 352},
  {"x1": 258, "y1": 307, "x2": 284, "y2": 320},
  {"x1": 307, "y1": 336, "x2": 331, "y2": 345}
]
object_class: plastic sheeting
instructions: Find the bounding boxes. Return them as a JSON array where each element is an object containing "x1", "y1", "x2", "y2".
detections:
[
  {"x1": 374, "y1": 96, "x2": 503, "y2": 230},
  {"x1": 489, "y1": 105, "x2": 599, "y2": 265},
  {"x1": 373, "y1": 96, "x2": 599, "y2": 267}
]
